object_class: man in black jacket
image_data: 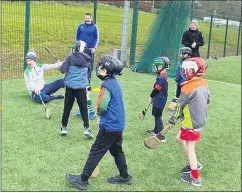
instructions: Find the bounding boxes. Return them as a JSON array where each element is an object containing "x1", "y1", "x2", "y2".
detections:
[{"x1": 182, "y1": 20, "x2": 204, "y2": 57}]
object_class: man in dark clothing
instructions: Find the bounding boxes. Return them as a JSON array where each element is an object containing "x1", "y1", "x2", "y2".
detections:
[{"x1": 182, "y1": 20, "x2": 204, "y2": 57}]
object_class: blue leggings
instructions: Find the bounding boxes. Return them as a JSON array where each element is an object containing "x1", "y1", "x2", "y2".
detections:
[{"x1": 31, "y1": 79, "x2": 64, "y2": 103}]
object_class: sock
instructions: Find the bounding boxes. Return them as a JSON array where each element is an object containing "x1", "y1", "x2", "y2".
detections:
[
  {"x1": 87, "y1": 99, "x2": 95, "y2": 114},
  {"x1": 191, "y1": 169, "x2": 199, "y2": 180}
]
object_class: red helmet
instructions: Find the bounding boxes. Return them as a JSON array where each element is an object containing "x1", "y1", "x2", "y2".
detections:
[{"x1": 185, "y1": 57, "x2": 207, "y2": 76}]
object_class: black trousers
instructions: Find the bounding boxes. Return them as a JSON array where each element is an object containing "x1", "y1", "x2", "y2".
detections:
[
  {"x1": 85, "y1": 49, "x2": 94, "y2": 83},
  {"x1": 61, "y1": 86, "x2": 89, "y2": 128},
  {"x1": 176, "y1": 84, "x2": 182, "y2": 98},
  {"x1": 191, "y1": 49, "x2": 200, "y2": 57},
  {"x1": 81, "y1": 128, "x2": 128, "y2": 181},
  {"x1": 152, "y1": 106, "x2": 165, "y2": 134}
]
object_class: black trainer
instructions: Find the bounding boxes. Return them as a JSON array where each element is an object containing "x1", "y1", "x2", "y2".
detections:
[
  {"x1": 180, "y1": 173, "x2": 201, "y2": 187},
  {"x1": 107, "y1": 175, "x2": 132, "y2": 185},
  {"x1": 156, "y1": 133, "x2": 166, "y2": 143},
  {"x1": 65, "y1": 173, "x2": 88, "y2": 190},
  {"x1": 181, "y1": 162, "x2": 203, "y2": 174},
  {"x1": 68, "y1": 174, "x2": 81, "y2": 180}
]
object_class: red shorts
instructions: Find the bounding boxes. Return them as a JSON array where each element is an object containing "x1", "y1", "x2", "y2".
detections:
[{"x1": 180, "y1": 127, "x2": 201, "y2": 141}]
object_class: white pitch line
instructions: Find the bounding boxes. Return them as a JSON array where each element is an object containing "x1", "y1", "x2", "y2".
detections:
[{"x1": 206, "y1": 79, "x2": 241, "y2": 87}]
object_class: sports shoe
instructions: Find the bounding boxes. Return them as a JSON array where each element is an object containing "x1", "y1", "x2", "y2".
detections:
[
  {"x1": 68, "y1": 174, "x2": 81, "y2": 180},
  {"x1": 84, "y1": 127, "x2": 94, "y2": 139},
  {"x1": 89, "y1": 112, "x2": 97, "y2": 120},
  {"x1": 75, "y1": 111, "x2": 97, "y2": 120},
  {"x1": 156, "y1": 133, "x2": 166, "y2": 143},
  {"x1": 147, "y1": 129, "x2": 156, "y2": 135},
  {"x1": 75, "y1": 111, "x2": 81, "y2": 117},
  {"x1": 159, "y1": 135, "x2": 166, "y2": 143},
  {"x1": 60, "y1": 126, "x2": 67, "y2": 136},
  {"x1": 107, "y1": 175, "x2": 132, "y2": 185},
  {"x1": 65, "y1": 173, "x2": 88, "y2": 190},
  {"x1": 181, "y1": 162, "x2": 203, "y2": 174},
  {"x1": 180, "y1": 173, "x2": 201, "y2": 187}
]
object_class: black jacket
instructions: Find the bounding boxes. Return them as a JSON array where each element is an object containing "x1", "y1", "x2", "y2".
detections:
[{"x1": 182, "y1": 28, "x2": 204, "y2": 51}]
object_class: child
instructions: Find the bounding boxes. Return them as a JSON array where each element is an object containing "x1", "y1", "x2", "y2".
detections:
[
  {"x1": 65, "y1": 55, "x2": 131, "y2": 190},
  {"x1": 146, "y1": 57, "x2": 171, "y2": 142},
  {"x1": 24, "y1": 49, "x2": 65, "y2": 103},
  {"x1": 168, "y1": 47, "x2": 192, "y2": 111},
  {"x1": 59, "y1": 40, "x2": 94, "y2": 139},
  {"x1": 72, "y1": 42, "x2": 97, "y2": 120},
  {"x1": 175, "y1": 47, "x2": 192, "y2": 98},
  {"x1": 167, "y1": 57, "x2": 209, "y2": 187}
]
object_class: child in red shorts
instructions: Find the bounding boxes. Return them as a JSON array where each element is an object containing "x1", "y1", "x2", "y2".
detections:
[{"x1": 167, "y1": 57, "x2": 210, "y2": 187}]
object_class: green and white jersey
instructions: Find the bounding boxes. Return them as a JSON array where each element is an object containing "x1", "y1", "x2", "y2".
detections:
[{"x1": 24, "y1": 63, "x2": 61, "y2": 94}]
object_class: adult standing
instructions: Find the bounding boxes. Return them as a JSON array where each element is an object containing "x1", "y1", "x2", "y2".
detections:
[
  {"x1": 181, "y1": 20, "x2": 204, "y2": 57},
  {"x1": 76, "y1": 12, "x2": 99, "y2": 81},
  {"x1": 75, "y1": 13, "x2": 99, "y2": 120}
]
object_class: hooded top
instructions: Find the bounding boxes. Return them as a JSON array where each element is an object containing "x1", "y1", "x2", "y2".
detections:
[
  {"x1": 60, "y1": 52, "x2": 92, "y2": 89},
  {"x1": 76, "y1": 22, "x2": 99, "y2": 48}
]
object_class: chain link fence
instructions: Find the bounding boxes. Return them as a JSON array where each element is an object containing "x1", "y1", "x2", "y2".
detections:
[{"x1": 1, "y1": 1, "x2": 241, "y2": 80}]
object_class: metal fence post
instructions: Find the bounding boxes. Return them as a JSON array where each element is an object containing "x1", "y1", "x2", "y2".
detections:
[
  {"x1": 207, "y1": 14, "x2": 213, "y2": 59},
  {"x1": 93, "y1": 0, "x2": 97, "y2": 24},
  {"x1": 223, "y1": 17, "x2": 229, "y2": 57},
  {"x1": 236, "y1": 20, "x2": 241, "y2": 56},
  {"x1": 129, "y1": 0, "x2": 139, "y2": 66},
  {"x1": 190, "y1": 0, "x2": 194, "y2": 21},
  {"x1": 121, "y1": 0, "x2": 130, "y2": 66},
  {"x1": 24, "y1": 0, "x2": 31, "y2": 70}
]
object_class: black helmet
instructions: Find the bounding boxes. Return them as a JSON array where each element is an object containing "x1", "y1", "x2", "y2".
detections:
[
  {"x1": 96, "y1": 55, "x2": 124, "y2": 80},
  {"x1": 179, "y1": 47, "x2": 192, "y2": 60}
]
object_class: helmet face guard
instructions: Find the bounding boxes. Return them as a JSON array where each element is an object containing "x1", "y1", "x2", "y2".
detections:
[
  {"x1": 186, "y1": 57, "x2": 207, "y2": 76},
  {"x1": 96, "y1": 65, "x2": 107, "y2": 81},
  {"x1": 96, "y1": 56, "x2": 124, "y2": 80},
  {"x1": 180, "y1": 60, "x2": 198, "y2": 80},
  {"x1": 72, "y1": 40, "x2": 87, "y2": 53},
  {"x1": 152, "y1": 56, "x2": 171, "y2": 73},
  {"x1": 179, "y1": 47, "x2": 192, "y2": 60}
]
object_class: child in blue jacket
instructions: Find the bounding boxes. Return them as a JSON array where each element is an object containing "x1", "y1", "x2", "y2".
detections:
[
  {"x1": 59, "y1": 40, "x2": 94, "y2": 139},
  {"x1": 65, "y1": 56, "x2": 131, "y2": 190},
  {"x1": 175, "y1": 47, "x2": 192, "y2": 98},
  {"x1": 147, "y1": 57, "x2": 171, "y2": 142}
]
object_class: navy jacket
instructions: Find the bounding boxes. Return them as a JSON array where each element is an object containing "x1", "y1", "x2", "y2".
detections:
[
  {"x1": 182, "y1": 28, "x2": 204, "y2": 51},
  {"x1": 175, "y1": 61, "x2": 186, "y2": 86},
  {"x1": 76, "y1": 22, "x2": 99, "y2": 48},
  {"x1": 60, "y1": 52, "x2": 91, "y2": 89},
  {"x1": 152, "y1": 72, "x2": 168, "y2": 109}
]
